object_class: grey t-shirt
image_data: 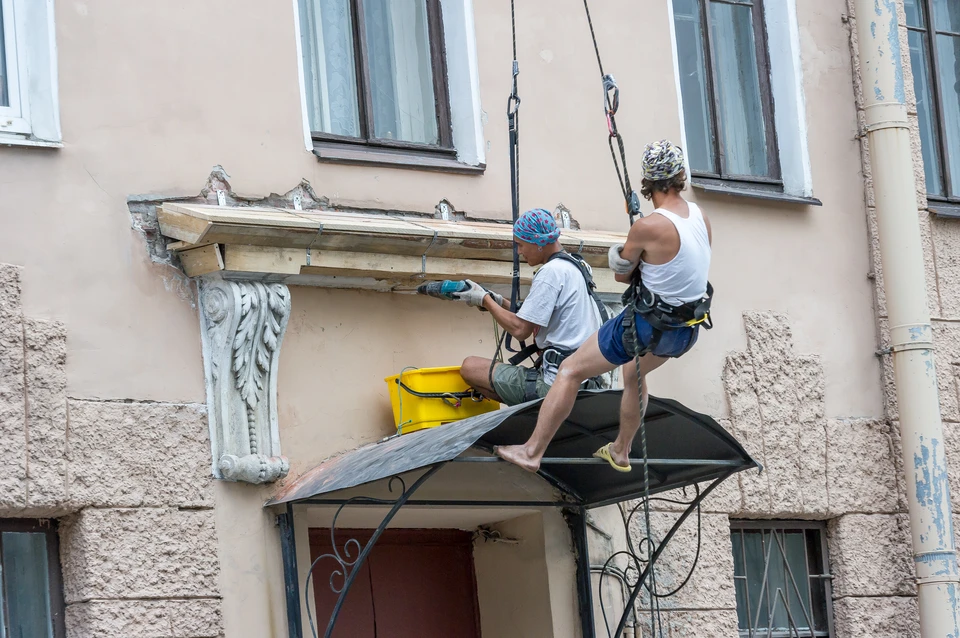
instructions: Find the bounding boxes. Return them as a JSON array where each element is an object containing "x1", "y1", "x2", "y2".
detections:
[{"x1": 517, "y1": 257, "x2": 602, "y2": 385}]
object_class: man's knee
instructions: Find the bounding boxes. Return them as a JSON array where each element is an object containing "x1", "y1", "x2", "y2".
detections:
[
  {"x1": 556, "y1": 356, "x2": 591, "y2": 384},
  {"x1": 461, "y1": 357, "x2": 490, "y2": 384}
]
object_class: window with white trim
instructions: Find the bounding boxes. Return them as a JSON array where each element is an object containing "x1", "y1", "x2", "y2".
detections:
[
  {"x1": 294, "y1": 0, "x2": 485, "y2": 171},
  {"x1": 671, "y1": 0, "x2": 814, "y2": 202},
  {"x1": 0, "y1": 0, "x2": 61, "y2": 147}
]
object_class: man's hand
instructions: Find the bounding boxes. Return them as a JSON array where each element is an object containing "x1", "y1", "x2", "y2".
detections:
[
  {"x1": 608, "y1": 244, "x2": 635, "y2": 275},
  {"x1": 452, "y1": 280, "x2": 497, "y2": 308}
]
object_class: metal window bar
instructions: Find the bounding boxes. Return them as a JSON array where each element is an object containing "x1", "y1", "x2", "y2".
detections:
[{"x1": 731, "y1": 522, "x2": 833, "y2": 638}]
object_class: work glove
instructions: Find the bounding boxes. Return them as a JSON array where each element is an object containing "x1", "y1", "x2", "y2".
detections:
[
  {"x1": 608, "y1": 244, "x2": 635, "y2": 275},
  {"x1": 452, "y1": 280, "x2": 499, "y2": 308}
]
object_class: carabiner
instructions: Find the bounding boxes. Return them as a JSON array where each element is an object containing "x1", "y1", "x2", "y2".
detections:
[
  {"x1": 602, "y1": 74, "x2": 619, "y2": 115},
  {"x1": 441, "y1": 393, "x2": 463, "y2": 408}
]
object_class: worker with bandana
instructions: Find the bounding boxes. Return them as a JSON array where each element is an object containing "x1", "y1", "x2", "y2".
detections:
[
  {"x1": 452, "y1": 208, "x2": 607, "y2": 406},
  {"x1": 495, "y1": 140, "x2": 714, "y2": 472}
]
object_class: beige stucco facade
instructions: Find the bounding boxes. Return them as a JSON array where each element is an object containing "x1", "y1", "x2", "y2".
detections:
[{"x1": 0, "y1": 0, "x2": 955, "y2": 636}]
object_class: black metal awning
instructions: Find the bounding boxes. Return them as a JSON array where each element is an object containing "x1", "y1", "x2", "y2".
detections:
[{"x1": 267, "y1": 389, "x2": 759, "y2": 508}]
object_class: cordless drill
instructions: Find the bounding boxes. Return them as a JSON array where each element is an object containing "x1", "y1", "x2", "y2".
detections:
[{"x1": 416, "y1": 280, "x2": 469, "y2": 300}]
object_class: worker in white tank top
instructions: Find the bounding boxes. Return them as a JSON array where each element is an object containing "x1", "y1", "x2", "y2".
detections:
[
  {"x1": 640, "y1": 202, "x2": 711, "y2": 305},
  {"x1": 495, "y1": 140, "x2": 714, "y2": 475}
]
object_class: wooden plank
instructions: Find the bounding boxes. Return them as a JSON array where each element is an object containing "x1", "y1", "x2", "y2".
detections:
[
  {"x1": 179, "y1": 244, "x2": 224, "y2": 277},
  {"x1": 196, "y1": 224, "x2": 323, "y2": 249},
  {"x1": 218, "y1": 245, "x2": 626, "y2": 293},
  {"x1": 157, "y1": 206, "x2": 213, "y2": 244},
  {"x1": 299, "y1": 251, "x2": 536, "y2": 285},
  {"x1": 163, "y1": 203, "x2": 321, "y2": 229},
  {"x1": 222, "y1": 245, "x2": 307, "y2": 275},
  {"x1": 158, "y1": 202, "x2": 628, "y2": 270}
]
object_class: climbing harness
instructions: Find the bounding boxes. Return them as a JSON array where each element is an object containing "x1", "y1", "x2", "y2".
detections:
[
  {"x1": 582, "y1": 0, "x2": 642, "y2": 225},
  {"x1": 620, "y1": 277, "x2": 714, "y2": 359}
]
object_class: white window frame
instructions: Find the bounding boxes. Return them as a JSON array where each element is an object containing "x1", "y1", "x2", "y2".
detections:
[
  {"x1": 292, "y1": 0, "x2": 485, "y2": 167},
  {"x1": 0, "y1": 0, "x2": 60, "y2": 147},
  {"x1": 668, "y1": 0, "x2": 813, "y2": 199}
]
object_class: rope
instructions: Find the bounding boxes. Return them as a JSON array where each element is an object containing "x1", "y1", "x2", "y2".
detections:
[
  {"x1": 634, "y1": 354, "x2": 658, "y2": 636},
  {"x1": 505, "y1": 0, "x2": 525, "y2": 355},
  {"x1": 581, "y1": 0, "x2": 641, "y2": 226}
]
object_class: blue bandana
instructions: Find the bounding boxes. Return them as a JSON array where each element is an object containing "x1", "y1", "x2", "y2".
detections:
[{"x1": 514, "y1": 209, "x2": 560, "y2": 246}]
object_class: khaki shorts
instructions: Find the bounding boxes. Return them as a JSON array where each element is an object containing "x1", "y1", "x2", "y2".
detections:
[
  {"x1": 492, "y1": 363, "x2": 607, "y2": 406},
  {"x1": 492, "y1": 364, "x2": 550, "y2": 406}
]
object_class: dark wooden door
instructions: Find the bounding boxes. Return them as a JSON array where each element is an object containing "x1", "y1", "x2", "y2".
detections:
[{"x1": 309, "y1": 528, "x2": 482, "y2": 638}]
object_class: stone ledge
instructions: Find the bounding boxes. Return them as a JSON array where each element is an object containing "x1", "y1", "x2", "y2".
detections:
[{"x1": 65, "y1": 598, "x2": 223, "y2": 638}]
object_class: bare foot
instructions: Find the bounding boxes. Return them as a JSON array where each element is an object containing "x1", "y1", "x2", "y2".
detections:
[{"x1": 494, "y1": 445, "x2": 541, "y2": 473}]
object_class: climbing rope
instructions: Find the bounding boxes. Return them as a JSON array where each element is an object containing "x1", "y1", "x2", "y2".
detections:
[
  {"x1": 634, "y1": 355, "x2": 658, "y2": 636},
  {"x1": 507, "y1": 0, "x2": 522, "y2": 312},
  {"x1": 582, "y1": 0, "x2": 642, "y2": 225}
]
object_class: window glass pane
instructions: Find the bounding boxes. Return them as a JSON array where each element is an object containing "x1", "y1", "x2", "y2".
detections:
[
  {"x1": 363, "y1": 0, "x2": 438, "y2": 145},
  {"x1": 730, "y1": 531, "x2": 751, "y2": 630},
  {"x1": 742, "y1": 530, "x2": 769, "y2": 630},
  {"x1": 905, "y1": 0, "x2": 926, "y2": 29},
  {"x1": 805, "y1": 529, "x2": 829, "y2": 631},
  {"x1": 909, "y1": 30, "x2": 945, "y2": 196},
  {"x1": 298, "y1": 0, "x2": 361, "y2": 137},
  {"x1": 937, "y1": 33, "x2": 960, "y2": 196},
  {"x1": 708, "y1": 1, "x2": 772, "y2": 178},
  {"x1": 933, "y1": 0, "x2": 960, "y2": 33},
  {"x1": 2, "y1": 532, "x2": 54, "y2": 638},
  {"x1": 0, "y1": 1, "x2": 8, "y2": 108},
  {"x1": 673, "y1": 0, "x2": 717, "y2": 173},
  {"x1": 782, "y1": 531, "x2": 814, "y2": 631}
]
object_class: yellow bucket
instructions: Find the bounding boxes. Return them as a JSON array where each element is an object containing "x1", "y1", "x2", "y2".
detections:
[{"x1": 384, "y1": 366, "x2": 500, "y2": 434}]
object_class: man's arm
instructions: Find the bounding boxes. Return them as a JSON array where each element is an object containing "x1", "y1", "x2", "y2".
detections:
[
  {"x1": 614, "y1": 219, "x2": 652, "y2": 283},
  {"x1": 482, "y1": 294, "x2": 538, "y2": 341}
]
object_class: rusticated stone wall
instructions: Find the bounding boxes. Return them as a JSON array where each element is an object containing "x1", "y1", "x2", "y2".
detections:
[
  {"x1": 595, "y1": 310, "x2": 918, "y2": 638},
  {"x1": 0, "y1": 263, "x2": 223, "y2": 638}
]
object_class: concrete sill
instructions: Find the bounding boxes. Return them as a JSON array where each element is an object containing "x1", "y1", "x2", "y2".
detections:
[
  {"x1": 692, "y1": 180, "x2": 822, "y2": 207},
  {"x1": 312, "y1": 142, "x2": 485, "y2": 175},
  {"x1": 929, "y1": 201, "x2": 960, "y2": 219}
]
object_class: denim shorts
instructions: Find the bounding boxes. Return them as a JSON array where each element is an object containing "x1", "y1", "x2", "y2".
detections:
[{"x1": 598, "y1": 309, "x2": 699, "y2": 365}]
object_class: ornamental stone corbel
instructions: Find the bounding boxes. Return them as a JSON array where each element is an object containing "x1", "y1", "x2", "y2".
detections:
[{"x1": 199, "y1": 278, "x2": 290, "y2": 484}]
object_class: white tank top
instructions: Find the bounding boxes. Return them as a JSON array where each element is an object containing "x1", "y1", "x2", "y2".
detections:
[{"x1": 640, "y1": 202, "x2": 711, "y2": 306}]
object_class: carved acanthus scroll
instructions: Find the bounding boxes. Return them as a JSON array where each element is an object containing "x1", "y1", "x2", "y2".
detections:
[{"x1": 199, "y1": 278, "x2": 290, "y2": 484}]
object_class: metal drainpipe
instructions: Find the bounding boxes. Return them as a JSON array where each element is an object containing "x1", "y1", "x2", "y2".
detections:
[{"x1": 853, "y1": 0, "x2": 960, "y2": 634}]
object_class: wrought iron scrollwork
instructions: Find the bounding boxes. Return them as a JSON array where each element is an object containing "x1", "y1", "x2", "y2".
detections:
[
  {"x1": 302, "y1": 465, "x2": 445, "y2": 638},
  {"x1": 591, "y1": 472, "x2": 733, "y2": 638}
]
